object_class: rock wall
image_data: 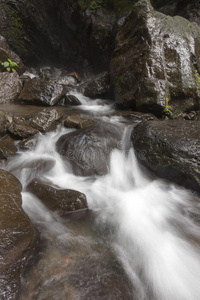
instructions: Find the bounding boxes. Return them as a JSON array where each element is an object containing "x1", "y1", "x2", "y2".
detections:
[{"x1": 110, "y1": 0, "x2": 200, "y2": 115}]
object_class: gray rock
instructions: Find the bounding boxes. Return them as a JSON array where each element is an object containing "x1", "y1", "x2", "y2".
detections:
[
  {"x1": 132, "y1": 120, "x2": 200, "y2": 192},
  {"x1": 111, "y1": 0, "x2": 200, "y2": 115},
  {"x1": 7, "y1": 117, "x2": 38, "y2": 139},
  {"x1": 0, "y1": 72, "x2": 22, "y2": 104},
  {"x1": 18, "y1": 78, "x2": 66, "y2": 106},
  {"x1": 30, "y1": 108, "x2": 63, "y2": 132},
  {"x1": 27, "y1": 178, "x2": 88, "y2": 214},
  {"x1": 65, "y1": 95, "x2": 81, "y2": 106},
  {"x1": 64, "y1": 115, "x2": 95, "y2": 129},
  {"x1": 0, "y1": 169, "x2": 38, "y2": 299},
  {"x1": 0, "y1": 111, "x2": 6, "y2": 135},
  {"x1": 56, "y1": 123, "x2": 123, "y2": 176}
]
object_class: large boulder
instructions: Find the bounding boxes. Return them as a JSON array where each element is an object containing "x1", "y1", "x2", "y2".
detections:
[
  {"x1": 30, "y1": 108, "x2": 63, "y2": 132},
  {"x1": 0, "y1": 72, "x2": 22, "y2": 104},
  {"x1": 132, "y1": 120, "x2": 200, "y2": 192},
  {"x1": 18, "y1": 79, "x2": 66, "y2": 106},
  {"x1": 56, "y1": 123, "x2": 123, "y2": 176},
  {"x1": 0, "y1": 169, "x2": 38, "y2": 299},
  {"x1": 111, "y1": 0, "x2": 200, "y2": 115},
  {"x1": 27, "y1": 178, "x2": 88, "y2": 214}
]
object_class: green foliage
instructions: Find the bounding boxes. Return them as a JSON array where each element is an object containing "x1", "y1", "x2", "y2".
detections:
[
  {"x1": 89, "y1": 0, "x2": 104, "y2": 13},
  {"x1": 1, "y1": 58, "x2": 19, "y2": 73},
  {"x1": 78, "y1": 0, "x2": 134, "y2": 16}
]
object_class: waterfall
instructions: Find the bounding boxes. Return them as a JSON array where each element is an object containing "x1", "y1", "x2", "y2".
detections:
[{"x1": 4, "y1": 106, "x2": 200, "y2": 300}]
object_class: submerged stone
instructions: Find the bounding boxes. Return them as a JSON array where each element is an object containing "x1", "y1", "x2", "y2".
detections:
[{"x1": 56, "y1": 123, "x2": 123, "y2": 176}]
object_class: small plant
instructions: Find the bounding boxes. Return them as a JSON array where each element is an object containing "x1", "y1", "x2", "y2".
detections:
[
  {"x1": 89, "y1": 0, "x2": 103, "y2": 13},
  {"x1": 1, "y1": 58, "x2": 19, "y2": 73}
]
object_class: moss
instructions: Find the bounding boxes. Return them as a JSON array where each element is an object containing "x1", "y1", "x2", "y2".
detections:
[
  {"x1": 78, "y1": 0, "x2": 134, "y2": 16},
  {"x1": 7, "y1": 7, "x2": 28, "y2": 56}
]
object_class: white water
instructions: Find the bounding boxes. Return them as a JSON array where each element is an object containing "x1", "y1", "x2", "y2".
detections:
[{"x1": 4, "y1": 115, "x2": 200, "y2": 299}]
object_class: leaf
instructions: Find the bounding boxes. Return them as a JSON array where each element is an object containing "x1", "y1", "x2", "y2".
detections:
[
  {"x1": 11, "y1": 62, "x2": 19, "y2": 67},
  {"x1": 2, "y1": 61, "x2": 9, "y2": 68},
  {"x1": 12, "y1": 68, "x2": 16, "y2": 72},
  {"x1": 6, "y1": 67, "x2": 11, "y2": 72}
]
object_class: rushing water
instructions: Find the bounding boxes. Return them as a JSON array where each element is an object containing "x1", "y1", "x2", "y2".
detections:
[{"x1": 3, "y1": 95, "x2": 200, "y2": 300}]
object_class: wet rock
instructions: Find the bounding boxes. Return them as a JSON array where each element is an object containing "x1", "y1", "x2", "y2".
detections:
[
  {"x1": 0, "y1": 35, "x2": 26, "y2": 74},
  {"x1": 0, "y1": 72, "x2": 22, "y2": 104},
  {"x1": 111, "y1": 111, "x2": 157, "y2": 123},
  {"x1": 18, "y1": 78, "x2": 66, "y2": 106},
  {"x1": 111, "y1": 0, "x2": 200, "y2": 115},
  {"x1": 65, "y1": 95, "x2": 81, "y2": 106},
  {"x1": 30, "y1": 108, "x2": 63, "y2": 132},
  {"x1": 0, "y1": 111, "x2": 6, "y2": 135},
  {"x1": 7, "y1": 117, "x2": 38, "y2": 139},
  {"x1": 132, "y1": 120, "x2": 200, "y2": 192},
  {"x1": 84, "y1": 72, "x2": 111, "y2": 99},
  {"x1": 0, "y1": 135, "x2": 17, "y2": 159},
  {"x1": 57, "y1": 75, "x2": 78, "y2": 86},
  {"x1": 0, "y1": 169, "x2": 37, "y2": 300},
  {"x1": 27, "y1": 178, "x2": 88, "y2": 214},
  {"x1": 80, "y1": 8, "x2": 117, "y2": 71},
  {"x1": 56, "y1": 123, "x2": 123, "y2": 176},
  {"x1": 18, "y1": 135, "x2": 39, "y2": 151},
  {"x1": 64, "y1": 115, "x2": 95, "y2": 129}
]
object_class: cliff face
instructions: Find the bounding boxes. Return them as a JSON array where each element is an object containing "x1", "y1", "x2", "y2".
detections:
[{"x1": 0, "y1": 0, "x2": 133, "y2": 71}]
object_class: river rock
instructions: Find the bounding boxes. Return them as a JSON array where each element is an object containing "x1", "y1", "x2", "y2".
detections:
[
  {"x1": 7, "y1": 117, "x2": 38, "y2": 139},
  {"x1": 27, "y1": 178, "x2": 88, "y2": 214},
  {"x1": 0, "y1": 111, "x2": 6, "y2": 135},
  {"x1": 0, "y1": 72, "x2": 22, "y2": 104},
  {"x1": 83, "y1": 72, "x2": 111, "y2": 99},
  {"x1": 65, "y1": 95, "x2": 81, "y2": 106},
  {"x1": 0, "y1": 135, "x2": 17, "y2": 159},
  {"x1": 18, "y1": 78, "x2": 66, "y2": 106},
  {"x1": 111, "y1": 111, "x2": 157, "y2": 123},
  {"x1": 111, "y1": 0, "x2": 200, "y2": 115},
  {"x1": 64, "y1": 115, "x2": 95, "y2": 129},
  {"x1": 30, "y1": 108, "x2": 63, "y2": 132},
  {"x1": 56, "y1": 123, "x2": 123, "y2": 176},
  {"x1": 0, "y1": 169, "x2": 37, "y2": 299},
  {"x1": 132, "y1": 120, "x2": 200, "y2": 192}
]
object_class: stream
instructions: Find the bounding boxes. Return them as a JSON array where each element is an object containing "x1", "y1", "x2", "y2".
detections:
[{"x1": 3, "y1": 93, "x2": 200, "y2": 300}]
